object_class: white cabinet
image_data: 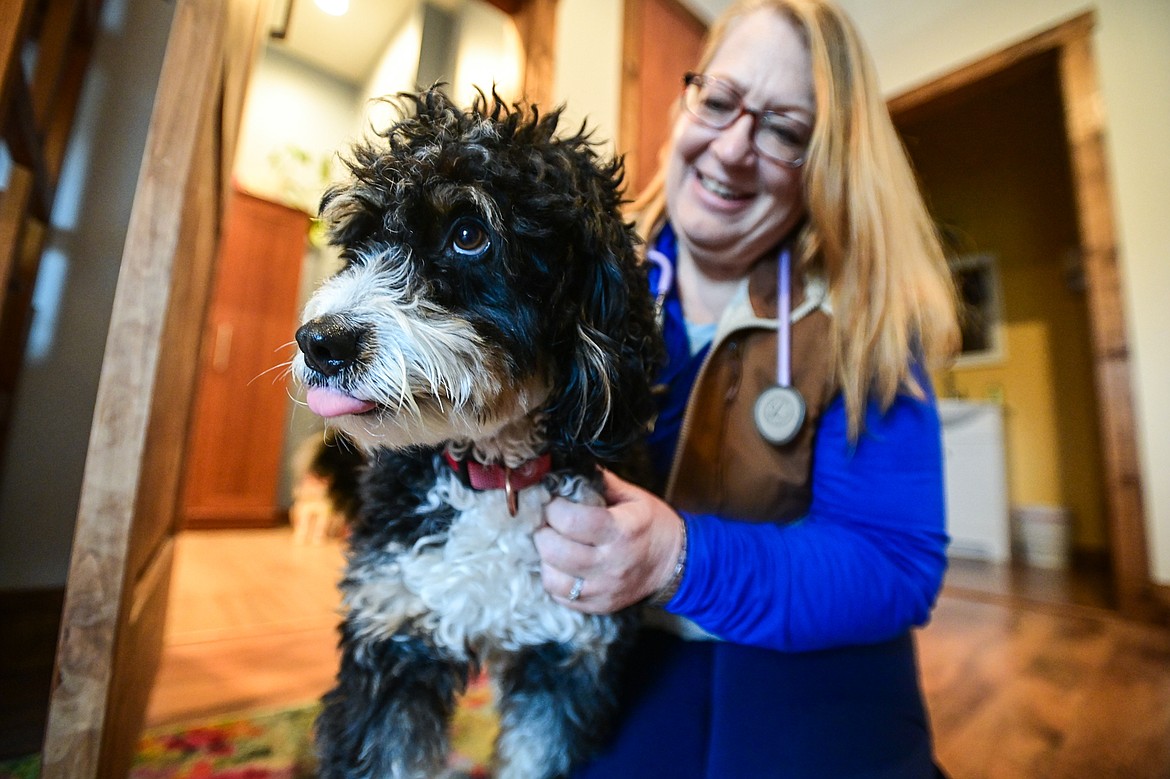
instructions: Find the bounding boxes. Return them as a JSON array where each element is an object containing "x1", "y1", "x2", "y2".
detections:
[{"x1": 938, "y1": 399, "x2": 1010, "y2": 562}]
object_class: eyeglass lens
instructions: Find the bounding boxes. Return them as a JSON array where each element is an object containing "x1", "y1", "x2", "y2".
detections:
[{"x1": 683, "y1": 75, "x2": 807, "y2": 166}]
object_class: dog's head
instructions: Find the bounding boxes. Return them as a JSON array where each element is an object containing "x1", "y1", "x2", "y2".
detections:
[{"x1": 294, "y1": 88, "x2": 662, "y2": 463}]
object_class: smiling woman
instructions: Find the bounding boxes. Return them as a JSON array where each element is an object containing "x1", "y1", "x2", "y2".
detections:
[{"x1": 541, "y1": 1, "x2": 959, "y2": 776}]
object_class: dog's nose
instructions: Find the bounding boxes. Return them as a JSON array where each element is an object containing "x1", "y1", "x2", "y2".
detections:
[{"x1": 297, "y1": 316, "x2": 362, "y2": 377}]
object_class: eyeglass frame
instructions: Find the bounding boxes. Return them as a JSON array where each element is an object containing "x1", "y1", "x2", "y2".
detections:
[{"x1": 680, "y1": 72, "x2": 811, "y2": 168}]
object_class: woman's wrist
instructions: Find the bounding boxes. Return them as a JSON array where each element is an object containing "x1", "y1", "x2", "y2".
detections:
[{"x1": 648, "y1": 514, "x2": 688, "y2": 607}]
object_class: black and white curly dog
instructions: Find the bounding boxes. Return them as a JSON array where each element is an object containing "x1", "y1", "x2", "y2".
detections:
[{"x1": 292, "y1": 88, "x2": 662, "y2": 779}]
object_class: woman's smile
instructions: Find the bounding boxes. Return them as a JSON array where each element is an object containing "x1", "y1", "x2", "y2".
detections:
[
  {"x1": 695, "y1": 170, "x2": 752, "y2": 203},
  {"x1": 665, "y1": 9, "x2": 814, "y2": 278}
]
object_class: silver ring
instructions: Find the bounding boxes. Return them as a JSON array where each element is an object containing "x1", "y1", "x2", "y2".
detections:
[{"x1": 568, "y1": 577, "x2": 585, "y2": 602}]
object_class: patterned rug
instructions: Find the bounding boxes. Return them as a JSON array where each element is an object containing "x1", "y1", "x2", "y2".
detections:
[{"x1": 0, "y1": 675, "x2": 498, "y2": 779}]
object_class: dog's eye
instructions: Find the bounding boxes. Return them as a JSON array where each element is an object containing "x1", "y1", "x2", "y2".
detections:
[{"x1": 450, "y1": 219, "x2": 491, "y2": 258}]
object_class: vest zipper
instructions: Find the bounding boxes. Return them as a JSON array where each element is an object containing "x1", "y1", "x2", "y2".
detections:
[{"x1": 664, "y1": 319, "x2": 771, "y2": 501}]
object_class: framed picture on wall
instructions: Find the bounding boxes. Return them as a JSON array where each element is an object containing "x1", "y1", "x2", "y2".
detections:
[{"x1": 950, "y1": 252, "x2": 1006, "y2": 366}]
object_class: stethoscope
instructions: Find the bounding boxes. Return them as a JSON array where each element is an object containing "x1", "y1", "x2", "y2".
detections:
[
  {"x1": 753, "y1": 247, "x2": 806, "y2": 445},
  {"x1": 646, "y1": 246, "x2": 806, "y2": 446}
]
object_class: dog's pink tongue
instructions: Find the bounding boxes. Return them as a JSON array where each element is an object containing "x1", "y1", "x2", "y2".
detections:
[{"x1": 306, "y1": 387, "x2": 376, "y2": 418}]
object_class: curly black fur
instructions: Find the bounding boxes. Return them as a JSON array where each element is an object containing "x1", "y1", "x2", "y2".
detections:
[
  {"x1": 294, "y1": 87, "x2": 663, "y2": 779},
  {"x1": 306, "y1": 429, "x2": 366, "y2": 523},
  {"x1": 315, "y1": 88, "x2": 662, "y2": 462}
]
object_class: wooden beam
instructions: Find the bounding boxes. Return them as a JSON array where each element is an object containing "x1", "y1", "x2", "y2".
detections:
[
  {"x1": 4, "y1": 75, "x2": 55, "y2": 219},
  {"x1": 30, "y1": 0, "x2": 84, "y2": 126},
  {"x1": 0, "y1": 0, "x2": 36, "y2": 113},
  {"x1": 39, "y1": 0, "x2": 230, "y2": 773},
  {"x1": 512, "y1": 0, "x2": 559, "y2": 107}
]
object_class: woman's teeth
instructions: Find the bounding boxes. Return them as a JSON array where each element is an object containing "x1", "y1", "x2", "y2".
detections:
[{"x1": 700, "y1": 175, "x2": 743, "y2": 199}]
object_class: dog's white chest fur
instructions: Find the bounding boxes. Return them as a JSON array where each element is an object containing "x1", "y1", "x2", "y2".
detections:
[{"x1": 345, "y1": 470, "x2": 615, "y2": 659}]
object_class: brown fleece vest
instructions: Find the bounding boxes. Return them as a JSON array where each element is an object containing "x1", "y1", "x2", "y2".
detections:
[{"x1": 665, "y1": 254, "x2": 838, "y2": 523}]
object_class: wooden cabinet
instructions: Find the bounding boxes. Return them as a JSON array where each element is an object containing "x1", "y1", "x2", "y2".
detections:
[
  {"x1": 621, "y1": 0, "x2": 707, "y2": 195},
  {"x1": 181, "y1": 189, "x2": 308, "y2": 528}
]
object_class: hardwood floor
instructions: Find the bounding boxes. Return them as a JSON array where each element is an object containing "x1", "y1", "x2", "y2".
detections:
[
  {"x1": 144, "y1": 528, "x2": 345, "y2": 727},
  {"x1": 922, "y1": 591, "x2": 1170, "y2": 778},
  {"x1": 146, "y1": 528, "x2": 1170, "y2": 777},
  {"x1": 943, "y1": 555, "x2": 1116, "y2": 612}
]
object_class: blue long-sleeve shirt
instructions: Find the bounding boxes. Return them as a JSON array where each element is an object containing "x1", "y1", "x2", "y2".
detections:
[
  {"x1": 647, "y1": 229, "x2": 949, "y2": 653},
  {"x1": 665, "y1": 393, "x2": 949, "y2": 652}
]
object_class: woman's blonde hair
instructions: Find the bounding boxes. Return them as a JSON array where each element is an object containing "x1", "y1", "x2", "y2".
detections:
[{"x1": 634, "y1": 0, "x2": 958, "y2": 437}]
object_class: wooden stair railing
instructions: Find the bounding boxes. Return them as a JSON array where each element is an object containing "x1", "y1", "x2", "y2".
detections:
[{"x1": 0, "y1": 0, "x2": 101, "y2": 469}]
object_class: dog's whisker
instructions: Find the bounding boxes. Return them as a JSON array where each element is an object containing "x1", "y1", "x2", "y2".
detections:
[
  {"x1": 285, "y1": 386, "x2": 308, "y2": 407},
  {"x1": 251, "y1": 360, "x2": 294, "y2": 386}
]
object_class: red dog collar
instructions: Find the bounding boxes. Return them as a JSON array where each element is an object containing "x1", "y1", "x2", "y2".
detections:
[{"x1": 442, "y1": 452, "x2": 553, "y2": 516}]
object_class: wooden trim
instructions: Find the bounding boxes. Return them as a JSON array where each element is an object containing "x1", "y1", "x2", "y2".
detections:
[
  {"x1": 620, "y1": 0, "x2": 643, "y2": 183},
  {"x1": 890, "y1": 11, "x2": 1158, "y2": 622},
  {"x1": 127, "y1": 538, "x2": 175, "y2": 627},
  {"x1": 1153, "y1": 583, "x2": 1170, "y2": 621},
  {"x1": 0, "y1": 1, "x2": 37, "y2": 112},
  {"x1": 483, "y1": 0, "x2": 523, "y2": 14},
  {"x1": 888, "y1": 12, "x2": 1093, "y2": 119},
  {"x1": 183, "y1": 505, "x2": 286, "y2": 525},
  {"x1": 182, "y1": 515, "x2": 286, "y2": 530},
  {"x1": 0, "y1": 0, "x2": 100, "y2": 464},
  {"x1": 1055, "y1": 21, "x2": 1160, "y2": 621},
  {"x1": 0, "y1": 168, "x2": 33, "y2": 306},
  {"x1": 29, "y1": 0, "x2": 95, "y2": 125}
]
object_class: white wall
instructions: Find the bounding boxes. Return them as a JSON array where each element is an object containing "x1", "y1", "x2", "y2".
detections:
[
  {"x1": 833, "y1": 0, "x2": 1170, "y2": 583},
  {"x1": 450, "y1": 1, "x2": 523, "y2": 107},
  {"x1": 233, "y1": 48, "x2": 363, "y2": 214},
  {"x1": 359, "y1": 0, "x2": 523, "y2": 131},
  {"x1": 553, "y1": 0, "x2": 624, "y2": 157},
  {"x1": 0, "y1": 0, "x2": 176, "y2": 588},
  {"x1": 361, "y1": 2, "x2": 424, "y2": 132}
]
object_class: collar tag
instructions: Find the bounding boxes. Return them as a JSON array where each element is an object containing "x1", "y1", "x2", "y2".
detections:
[{"x1": 442, "y1": 452, "x2": 553, "y2": 515}]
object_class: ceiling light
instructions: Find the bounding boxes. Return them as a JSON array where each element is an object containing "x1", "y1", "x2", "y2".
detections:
[{"x1": 315, "y1": 0, "x2": 349, "y2": 16}]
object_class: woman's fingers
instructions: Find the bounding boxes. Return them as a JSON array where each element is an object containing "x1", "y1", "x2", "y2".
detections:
[{"x1": 543, "y1": 496, "x2": 609, "y2": 546}]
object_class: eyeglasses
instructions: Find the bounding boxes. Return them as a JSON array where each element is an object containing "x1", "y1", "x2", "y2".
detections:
[{"x1": 681, "y1": 73, "x2": 810, "y2": 168}]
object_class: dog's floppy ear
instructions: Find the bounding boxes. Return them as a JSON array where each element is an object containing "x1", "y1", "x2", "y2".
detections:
[
  {"x1": 319, "y1": 184, "x2": 383, "y2": 250},
  {"x1": 548, "y1": 155, "x2": 663, "y2": 461}
]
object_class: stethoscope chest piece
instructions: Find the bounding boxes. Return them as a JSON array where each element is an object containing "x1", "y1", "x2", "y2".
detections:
[
  {"x1": 754, "y1": 384, "x2": 806, "y2": 445},
  {"x1": 755, "y1": 246, "x2": 805, "y2": 446}
]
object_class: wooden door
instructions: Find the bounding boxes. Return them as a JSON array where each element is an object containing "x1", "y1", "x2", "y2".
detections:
[
  {"x1": 887, "y1": 13, "x2": 1160, "y2": 621},
  {"x1": 621, "y1": 0, "x2": 707, "y2": 195},
  {"x1": 39, "y1": 0, "x2": 269, "y2": 776},
  {"x1": 181, "y1": 190, "x2": 308, "y2": 529}
]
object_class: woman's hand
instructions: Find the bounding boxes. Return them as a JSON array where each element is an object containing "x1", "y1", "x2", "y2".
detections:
[{"x1": 535, "y1": 469, "x2": 685, "y2": 613}]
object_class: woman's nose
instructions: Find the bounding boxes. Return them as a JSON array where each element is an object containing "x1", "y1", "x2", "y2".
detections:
[{"x1": 708, "y1": 113, "x2": 757, "y2": 165}]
